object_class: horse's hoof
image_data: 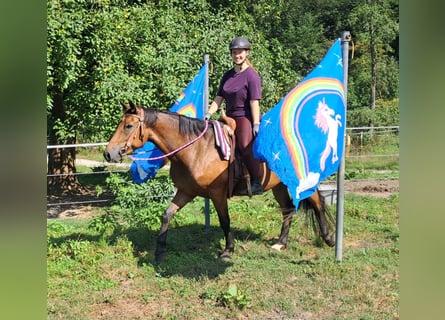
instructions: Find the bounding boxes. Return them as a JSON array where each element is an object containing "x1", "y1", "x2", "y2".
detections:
[
  {"x1": 271, "y1": 243, "x2": 286, "y2": 251},
  {"x1": 325, "y1": 236, "x2": 335, "y2": 247},
  {"x1": 219, "y1": 252, "x2": 232, "y2": 262}
]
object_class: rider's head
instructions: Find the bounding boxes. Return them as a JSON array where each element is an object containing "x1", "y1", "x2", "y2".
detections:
[{"x1": 229, "y1": 37, "x2": 252, "y2": 66}]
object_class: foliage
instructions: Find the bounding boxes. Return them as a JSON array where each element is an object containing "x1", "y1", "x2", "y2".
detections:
[
  {"x1": 90, "y1": 172, "x2": 176, "y2": 234},
  {"x1": 347, "y1": 98, "x2": 399, "y2": 127},
  {"x1": 47, "y1": 0, "x2": 289, "y2": 143},
  {"x1": 347, "y1": 0, "x2": 399, "y2": 109},
  {"x1": 216, "y1": 284, "x2": 251, "y2": 310},
  {"x1": 48, "y1": 0, "x2": 399, "y2": 144}
]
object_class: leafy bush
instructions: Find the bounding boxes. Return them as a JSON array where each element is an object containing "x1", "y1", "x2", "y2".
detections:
[
  {"x1": 90, "y1": 172, "x2": 176, "y2": 235},
  {"x1": 347, "y1": 98, "x2": 399, "y2": 127}
]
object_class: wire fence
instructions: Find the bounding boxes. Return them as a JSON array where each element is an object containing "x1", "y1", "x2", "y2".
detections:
[{"x1": 47, "y1": 126, "x2": 399, "y2": 209}]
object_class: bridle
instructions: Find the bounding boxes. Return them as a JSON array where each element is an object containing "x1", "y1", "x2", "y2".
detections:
[
  {"x1": 123, "y1": 107, "x2": 146, "y2": 152},
  {"x1": 122, "y1": 107, "x2": 210, "y2": 161}
]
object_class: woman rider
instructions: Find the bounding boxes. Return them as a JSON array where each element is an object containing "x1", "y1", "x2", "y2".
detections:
[{"x1": 205, "y1": 36, "x2": 263, "y2": 195}]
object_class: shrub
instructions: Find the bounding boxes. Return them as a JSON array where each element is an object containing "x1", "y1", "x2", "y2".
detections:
[
  {"x1": 90, "y1": 172, "x2": 176, "y2": 235},
  {"x1": 347, "y1": 98, "x2": 399, "y2": 127}
]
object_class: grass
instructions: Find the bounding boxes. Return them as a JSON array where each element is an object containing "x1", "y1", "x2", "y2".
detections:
[{"x1": 47, "y1": 191, "x2": 399, "y2": 319}]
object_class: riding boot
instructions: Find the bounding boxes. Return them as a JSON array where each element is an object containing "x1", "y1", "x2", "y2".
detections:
[
  {"x1": 250, "y1": 178, "x2": 263, "y2": 195},
  {"x1": 238, "y1": 178, "x2": 263, "y2": 196}
]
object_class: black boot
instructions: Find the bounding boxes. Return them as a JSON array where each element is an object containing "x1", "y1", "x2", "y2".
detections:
[
  {"x1": 238, "y1": 178, "x2": 263, "y2": 196},
  {"x1": 250, "y1": 179, "x2": 263, "y2": 195}
]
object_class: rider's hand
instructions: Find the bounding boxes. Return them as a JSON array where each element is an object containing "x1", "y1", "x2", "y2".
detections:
[{"x1": 252, "y1": 124, "x2": 260, "y2": 137}]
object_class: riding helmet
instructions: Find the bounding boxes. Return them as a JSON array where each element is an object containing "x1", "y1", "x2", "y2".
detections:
[{"x1": 229, "y1": 37, "x2": 251, "y2": 51}]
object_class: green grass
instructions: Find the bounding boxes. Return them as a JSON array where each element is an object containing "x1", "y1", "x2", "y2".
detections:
[{"x1": 47, "y1": 192, "x2": 399, "y2": 319}]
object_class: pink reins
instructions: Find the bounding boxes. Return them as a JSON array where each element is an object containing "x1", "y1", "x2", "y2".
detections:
[{"x1": 128, "y1": 119, "x2": 209, "y2": 161}]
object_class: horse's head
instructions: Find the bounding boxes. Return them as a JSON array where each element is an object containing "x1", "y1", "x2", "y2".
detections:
[{"x1": 103, "y1": 101, "x2": 146, "y2": 163}]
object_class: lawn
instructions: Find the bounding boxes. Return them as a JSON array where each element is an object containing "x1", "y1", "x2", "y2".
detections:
[{"x1": 47, "y1": 190, "x2": 399, "y2": 319}]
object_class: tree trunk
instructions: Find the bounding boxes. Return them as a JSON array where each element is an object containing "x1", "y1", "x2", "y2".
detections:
[
  {"x1": 47, "y1": 92, "x2": 83, "y2": 195},
  {"x1": 369, "y1": 0, "x2": 377, "y2": 111},
  {"x1": 370, "y1": 27, "x2": 377, "y2": 111},
  {"x1": 368, "y1": 0, "x2": 376, "y2": 138}
]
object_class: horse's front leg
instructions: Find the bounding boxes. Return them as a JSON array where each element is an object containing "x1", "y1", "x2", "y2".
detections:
[
  {"x1": 155, "y1": 191, "x2": 194, "y2": 263},
  {"x1": 211, "y1": 196, "x2": 234, "y2": 261}
]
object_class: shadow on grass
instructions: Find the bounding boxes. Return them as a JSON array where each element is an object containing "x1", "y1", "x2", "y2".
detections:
[
  {"x1": 126, "y1": 222, "x2": 273, "y2": 279},
  {"x1": 48, "y1": 222, "x2": 268, "y2": 280}
]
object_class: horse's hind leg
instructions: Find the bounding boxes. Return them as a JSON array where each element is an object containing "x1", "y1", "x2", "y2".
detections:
[
  {"x1": 307, "y1": 191, "x2": 335, "y2": 247},
  {"x1": 155, "y1": 191, "x2": 194, "y2": 263},
  {"x1": 271, "y1": 183, "x2": 296, "y2": 251}
]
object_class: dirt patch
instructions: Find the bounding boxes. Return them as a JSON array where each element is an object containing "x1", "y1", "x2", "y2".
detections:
[
  {"x1": 347, "y1": 179, "x2": 398, "y2": 198},
  {"x1": 323, "y1": 179, "x2": 399, "y2": 199},
  {"x1": 47, "y1": 186, "x2": 115, "y2": 219},
  {"x1": 47, "y1": 179, "x2": 399, "y2": 220}
]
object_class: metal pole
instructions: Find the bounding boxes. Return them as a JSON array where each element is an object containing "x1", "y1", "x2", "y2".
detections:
[
  {"x1": 335, "y1": 31, "x2": 351, "y2": 261},
  {"x1": 203, "y1": 54, "x2": 211, "y2": 233}
]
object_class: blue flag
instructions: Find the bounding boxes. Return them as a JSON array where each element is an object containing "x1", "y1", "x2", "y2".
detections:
[
  {"x1": 253, "y1": 39, "x2": 346, "y2": 207},
  {"x1": 130, "y1": 62, "x2": 207, "y2": 183}
]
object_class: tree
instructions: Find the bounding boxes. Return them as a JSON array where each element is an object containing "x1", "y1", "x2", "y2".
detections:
[
  {"x1": 47, "y1": 0, "x2": 163, "y2": 193},
  {"x1": 348, "y1": 0, "x2": 399, "y2": 110},
  {"x1": 47, "y1": 0, "x2": 286, "y2": 193}
]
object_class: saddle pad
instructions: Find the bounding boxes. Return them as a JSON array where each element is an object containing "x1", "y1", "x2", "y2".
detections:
[{"x1": 212, "y1": 120, "x2": 232, "y2": 160}]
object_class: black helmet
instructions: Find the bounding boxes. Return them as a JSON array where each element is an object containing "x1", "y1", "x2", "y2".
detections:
[{"x1": 229, "y1": 37, "x2": 251, "y2": 51}]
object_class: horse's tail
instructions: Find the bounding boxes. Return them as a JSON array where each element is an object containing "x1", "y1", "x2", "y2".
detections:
[{"x1": 299, "y1": 190, "x2": 336, "y2": 247}]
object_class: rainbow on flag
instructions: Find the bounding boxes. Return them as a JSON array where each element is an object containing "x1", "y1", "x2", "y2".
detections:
[
  {"x1": 130, "y1": 62, "x2": 207, "y2": 183},
  {"x1": 253, "y1": 39, "x2": 346, "y2": 207}
]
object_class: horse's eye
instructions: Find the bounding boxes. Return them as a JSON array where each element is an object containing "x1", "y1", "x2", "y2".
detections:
[{"x1": 125, "y1": 124, "x2": 133, "y2": 129}]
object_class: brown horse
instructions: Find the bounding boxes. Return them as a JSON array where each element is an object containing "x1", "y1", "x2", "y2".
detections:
[{"x1": 103, "y1": 102, "x2": 335, "y2": 262}]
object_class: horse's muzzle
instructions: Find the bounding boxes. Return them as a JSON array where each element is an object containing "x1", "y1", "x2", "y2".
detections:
[{"x1": 103, "y1": 147, "x2": 125, "y2": 163}]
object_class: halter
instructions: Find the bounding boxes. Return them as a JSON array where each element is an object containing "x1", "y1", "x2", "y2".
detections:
[{"x1": 125, "y1": 109, "x2": 210, "y2": 161}]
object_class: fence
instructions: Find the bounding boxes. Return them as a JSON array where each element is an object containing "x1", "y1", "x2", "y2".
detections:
[{"x1": 47, "y1": 126, "x2": 399, "y2": 210}]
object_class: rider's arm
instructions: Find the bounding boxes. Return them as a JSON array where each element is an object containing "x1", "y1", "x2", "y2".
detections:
[{"x1": 208, "y1": 96, "x2": 223, "y2": 115}]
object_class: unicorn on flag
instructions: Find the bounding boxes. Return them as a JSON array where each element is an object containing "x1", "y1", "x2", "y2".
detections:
[{"x1": 314, "y1": 97, "x2": 342, "y2": 171}]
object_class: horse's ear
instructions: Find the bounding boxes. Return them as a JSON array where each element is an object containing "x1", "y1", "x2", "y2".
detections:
[
  {"x1": 128, "y1": 100, "x2": 136, "y2": 112},
  {"x1": 121, "y1": 101, "x2": 130, "y2": 113}
]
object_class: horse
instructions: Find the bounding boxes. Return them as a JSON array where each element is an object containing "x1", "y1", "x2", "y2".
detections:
[{"x1": 103, "y1": 101, "x2": 335, "y2": 263}]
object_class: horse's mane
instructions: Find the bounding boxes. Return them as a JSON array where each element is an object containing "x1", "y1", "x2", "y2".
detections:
[{"x1": 141, "y1": 106, "x2": 206, "y2": 138}]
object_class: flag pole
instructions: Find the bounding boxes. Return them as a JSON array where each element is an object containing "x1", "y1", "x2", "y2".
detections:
[
  {"x1": 203, "y1": 54, "x2": 211, "y2": 233},
  {"x1": 335, "y1": 31, "x2": 351, "y2": 261}
]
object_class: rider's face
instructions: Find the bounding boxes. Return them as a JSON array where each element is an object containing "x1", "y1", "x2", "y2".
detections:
[{"x1": 230, "y1": 49, "x2": 249, "y2": 65}]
